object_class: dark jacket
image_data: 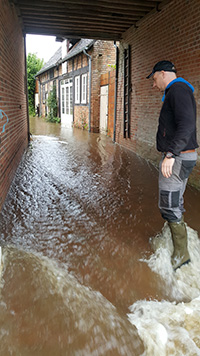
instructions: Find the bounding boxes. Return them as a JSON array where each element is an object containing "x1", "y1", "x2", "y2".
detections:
[{"x1": 156, "y1": 81, "x2": 198, "y2": 156}]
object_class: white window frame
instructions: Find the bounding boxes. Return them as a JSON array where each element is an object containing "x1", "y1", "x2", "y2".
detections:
[
  {"x1": 75, "y1": 75, "x2": 80, "y2": 104},
  {"x1": 62, "y1": 61, "x2": 67, "y2": 75},
  {"x1": 81, "y1": 73, "x2": 87, "y2": 104}
]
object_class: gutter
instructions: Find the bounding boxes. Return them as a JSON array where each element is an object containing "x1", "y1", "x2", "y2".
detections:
[
  {"x1": 83, "y1": 48, "x2": 92, "y2": 133},
  {"x1": 113, "y1": 41, "x2": 119, "y2": 143}
]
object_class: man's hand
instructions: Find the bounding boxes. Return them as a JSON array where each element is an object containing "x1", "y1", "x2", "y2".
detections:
[{"x1": 161, "y1": 157, "x2": 175, "y2": 178}]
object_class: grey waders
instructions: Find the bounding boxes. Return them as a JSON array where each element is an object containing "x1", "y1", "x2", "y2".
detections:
[{"x1": 168, "y1": 218, "x2": 191, "y2": 270}]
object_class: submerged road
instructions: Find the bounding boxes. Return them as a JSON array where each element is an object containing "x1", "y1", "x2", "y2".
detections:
[{"x1": 0, "y1": 117, "x2": 200, "y2": 355}]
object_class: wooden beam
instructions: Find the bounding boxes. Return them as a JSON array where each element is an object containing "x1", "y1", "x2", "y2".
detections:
[
  {"x1": 20, "y1": 9, "x2": 146, "y2": 22},
  {"x1": 18, "y1": 0, "x2": 159, "y2": 7},
  {"x1": 18, "y1": 0, "x2": 155, "y2": 13},
  {"x1": 18, "y1": 2, "x2": 149, "y2": 17},
  {"x1": 13, "y1": 0, "x2": 167, "y2": 41},
  {"x1": 23, "y1": 18, "x2": 135, "y2": 29},
  {"x1": 22, "y1": 12, "x2": 140, "y2": 25},
  {"x1": 20, "y1": 15, "x2": 143, "y2": 27},
  {"x1": 24, "y1": 27, "x2": 121, "y2": 40},
  {"x1": 23, "y1": 20, "x2": 128, "y2": 33},
  {"x1": 95, "y1": 0, "x2": 160, "y2": 5}
]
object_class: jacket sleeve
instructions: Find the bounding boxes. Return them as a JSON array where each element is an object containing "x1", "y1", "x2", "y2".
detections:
[{"x1": 167, "y1": 85, "x2": 196, "y2": 155}]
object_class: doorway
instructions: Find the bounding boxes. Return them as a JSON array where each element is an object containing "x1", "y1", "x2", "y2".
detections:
[
  {"x1": 100, "y1": 85, "x2": 108, "y2": 134},
  {"x1": 60, "y1": 78, "x2": 73, "y2": 127}
]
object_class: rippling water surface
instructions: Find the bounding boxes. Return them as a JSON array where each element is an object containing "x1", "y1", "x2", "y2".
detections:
[{"x1": 0, "y1": 117, "x2": 200, "y2": 355}]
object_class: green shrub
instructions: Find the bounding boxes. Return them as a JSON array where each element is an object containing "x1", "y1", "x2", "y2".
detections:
[
  {"x1": 29, "y1": 106, "x2": 36, "y2": 117},
  {"x1": 46, "y1": 116, "x2": 61, "y2": 124},
  {"x1": 46, "y1": 85, "x2": 60, "y2": 123}
]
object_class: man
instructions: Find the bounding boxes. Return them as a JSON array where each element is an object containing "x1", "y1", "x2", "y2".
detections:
[{"x1": 147, "y1": 60, "x2": 198, "y2": 270}]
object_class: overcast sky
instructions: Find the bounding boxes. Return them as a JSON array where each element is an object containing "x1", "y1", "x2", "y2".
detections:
[{"x1": 26, "y1": 34, "x2": 61, "y2": 63}]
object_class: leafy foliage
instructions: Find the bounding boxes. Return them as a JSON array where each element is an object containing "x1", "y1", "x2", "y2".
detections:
[
  {"x1": 27, "y1": 53, "x2": 44, "y2": 115},
  {"x1": 46, "y1": 85, "x2": 60, "y2": 123},
  {"x1": 46, "y1": 116, "x2": 61, "y2": 124}
]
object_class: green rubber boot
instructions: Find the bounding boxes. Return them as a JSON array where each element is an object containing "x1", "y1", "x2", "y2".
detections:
[{"x1": 168, "y1": 218, "x2": 191, "y2": 270}]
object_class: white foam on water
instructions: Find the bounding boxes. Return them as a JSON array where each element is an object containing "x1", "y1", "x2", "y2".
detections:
[
  {"x1": 128, "y1": 297, "x2": 200, "y2": 356},
  {"x1": 128, "y1": 224, "x2": 200, "y2": 356},
  {"x1": 145, "y1": 223, "x2": 200, "y2": 300}
]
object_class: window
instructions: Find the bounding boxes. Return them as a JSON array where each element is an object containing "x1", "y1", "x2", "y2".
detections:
[
  {"x1": 66, "y1": 87, "x2": 69, "y2": 114},
  {"x1": 49, "y1": 68, "x2": 54, "y2": 79},
  {"x1": 75, "y1": 75, "x2": 80, "y2": 104},
  {"x1": 62, "y1": 87, "x2": 64, "y2": 114},
  {"x1": 70, "y1": 86, "x2": 73, "y2": 115},
  {"x1": 81, "y1": 74, "x2": 87, "y2": 104},
  {"x1": 62, "y1": 61, "x2": 67, "y2": 75},
  {"x1": 60, "y1": 78, "x2": 73, "y2": 118}
]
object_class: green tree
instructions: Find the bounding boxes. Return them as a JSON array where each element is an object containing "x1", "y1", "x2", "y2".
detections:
[
  {"x1": 27, "y1": 53, "x2": 44, "y2": 116},
  {"x1": 47, "y1": 85, "x2": 60, "y2": 123}
]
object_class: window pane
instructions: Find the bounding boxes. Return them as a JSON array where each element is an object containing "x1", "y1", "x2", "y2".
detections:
[
  {"x1": 62, "y1": 88, "x2": 64, "y2": 114},
  {"x1": 81, "y1": 74, "x2": 87, "y2": 103},
  {"x1": 75, "y1": 76, "x2": 80, "y2": 103},
  {"x1": 66, "y1": 87, "x2": 69, "y2": 114},
  {"x1": 83, "y1": 76, "x2": 86, "y2": 101},
  {"x1": 70, "y1": 86, "x2": 73, "y2": 115}
]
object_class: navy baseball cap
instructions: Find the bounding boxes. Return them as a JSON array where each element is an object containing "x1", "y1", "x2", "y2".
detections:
[{"x1": 146, "y1": 60, "x2": 176, "y2": 79}]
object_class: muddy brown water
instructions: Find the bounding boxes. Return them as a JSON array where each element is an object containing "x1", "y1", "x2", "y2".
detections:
[{"x1": 0, "y1": 117, "x2": 200, "y2": 355}]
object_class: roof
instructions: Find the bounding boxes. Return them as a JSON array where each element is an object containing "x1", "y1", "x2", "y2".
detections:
[
  {"x1": 36, "y1": 39, "x2": 95, "y2": 76},
  {"x1": 36, "y1": 46, "x2": 62, "y2": 76},
  {"x1": 13, "y1": 0, "x2": 170, "y2": 41},
  {"x1": 62, "y1": 39, "x2": 94, "y2": 63}
]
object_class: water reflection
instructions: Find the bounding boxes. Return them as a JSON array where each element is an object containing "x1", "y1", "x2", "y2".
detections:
[{"x1": 0, "y1": 116, "x2": 200, "y2": 355}]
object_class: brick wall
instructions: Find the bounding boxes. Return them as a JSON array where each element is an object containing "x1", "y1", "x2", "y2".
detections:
[
  {"x1": 116, "y1": 0, "x2": 200, "y2": 187},
  {"x1": 74, "y1": 106, "x2": 89, "y2": 130},
  {"x1": 91, "y1": 41, "x2": 116, "y2": 133},
  {"x1": 0, "y1": 0, "x2": 28, "y2": 211}
]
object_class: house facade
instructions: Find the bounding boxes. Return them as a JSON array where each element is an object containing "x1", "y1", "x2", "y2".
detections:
[
  {"x1": 36, "y1": 39, "x2": 116, "y2": 134},
  {"x1": 36, "y1": 46, "x2": 62, "y2": 119}
]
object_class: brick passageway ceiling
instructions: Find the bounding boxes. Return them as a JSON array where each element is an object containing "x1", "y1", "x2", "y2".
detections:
[{"x1": 12, "y1": 0, "x2": 170, "y2": 40}]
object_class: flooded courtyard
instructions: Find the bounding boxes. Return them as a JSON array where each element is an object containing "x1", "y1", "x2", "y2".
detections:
[{"x1": 0, "y1": 117, "x2": 200, "y2": 355}]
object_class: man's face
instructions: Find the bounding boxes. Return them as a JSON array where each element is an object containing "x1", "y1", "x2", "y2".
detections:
[{"x1": 152, "y1": 71, "x2": 165, "y2": 91}]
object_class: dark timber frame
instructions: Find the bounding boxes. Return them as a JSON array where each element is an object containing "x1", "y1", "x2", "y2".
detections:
[{"x1": 11, "y1": 0, "x2": 170, "y2": 41}]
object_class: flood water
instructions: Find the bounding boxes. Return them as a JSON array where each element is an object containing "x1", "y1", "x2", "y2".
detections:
[{"x1": 0, "y1": 116, "x2": 200, "y2": 355}]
